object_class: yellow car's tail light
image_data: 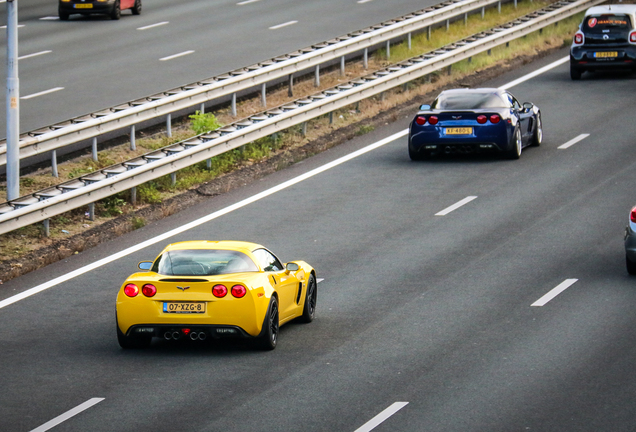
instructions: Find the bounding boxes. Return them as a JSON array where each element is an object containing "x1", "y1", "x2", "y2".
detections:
[
  {"x1": 212, "y1": 284, "x2": 227, "y2": 298},
  {"x1": 142, "y1": 284, "x2": 157, "y2": 297},
  {"x1": 124, "y1": 284, "x2": 139, "y2": 297},
  {"x1": 231, "y1": 285, "x2": 246, "y2": 298}
]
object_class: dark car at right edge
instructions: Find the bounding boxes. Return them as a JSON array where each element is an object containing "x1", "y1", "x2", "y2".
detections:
[{"x1": 570, "y1": 5, "x2": 636, "y2": 80}]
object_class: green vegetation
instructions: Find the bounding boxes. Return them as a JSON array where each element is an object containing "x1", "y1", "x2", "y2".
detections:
[{"x1": 189, "y1": 111, "x2": 222, "y2": 135}]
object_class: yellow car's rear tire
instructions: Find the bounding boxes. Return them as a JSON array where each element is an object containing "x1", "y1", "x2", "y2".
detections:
[
  {"x1": 299, "y1": 274, "x2": 317, "y2": 323},
  {"x1": 116, "y1": 317, "x2": 151, "y2": 349},
  {"x1": 256, "y1": 297, "x2": 279, "y2": 350}
]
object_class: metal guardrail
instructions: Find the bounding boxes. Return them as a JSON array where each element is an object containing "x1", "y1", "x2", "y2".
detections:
[
  {"x1": 0, "y1": 0, "x2": 599, "y2": 235},
  {"x1": 0, "y1": 0, "x2": 502, "y2": 166}
]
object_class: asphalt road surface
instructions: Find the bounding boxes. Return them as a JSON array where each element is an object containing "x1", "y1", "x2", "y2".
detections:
[
  {"x1": 2, "y1": 47, "x2": 636, "y2": 431},
  {"x1": 0, "y1": 0, "x2": 439, "y2": 137}
]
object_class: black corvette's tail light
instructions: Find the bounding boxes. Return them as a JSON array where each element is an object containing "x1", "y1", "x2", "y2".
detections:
[
  {"x1": 428, "y1": 116, "x2": 439, "y2": 125},
  {"x1": 630, "y1": 31, "x2": 636, "y2": 44},
  {"x1": 476, "y1": 115, "x2": 487, "y2": 124},
  {"x1": 630, "y1": 207, "x2": 636, "y2": 223},
  {"x1": 574, "y1": 32, "x2": 584, "y2": 45},
  {"x1": 124, "y1": 284, "x2": 139, "y2": 297},
  {"x1": 415, "y1": 116, "x2": 427, "y2": 125},
  {"x1": 490, "y1": 114, "x2": 501, "y2": 124},
  {"x1": 142, "y1": 284, "x2": 157, "y2": 297},
  {"x1": 212, "y1": 284, "x2": 228, "y2": 298},
  {"x1": 231, "y1": 285, "x2": 247, "y2": 298}
]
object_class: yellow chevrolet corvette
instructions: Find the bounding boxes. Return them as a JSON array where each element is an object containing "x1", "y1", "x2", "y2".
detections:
[{"x1": 116, "y1": 241, "x2": 317, "y2": 350}]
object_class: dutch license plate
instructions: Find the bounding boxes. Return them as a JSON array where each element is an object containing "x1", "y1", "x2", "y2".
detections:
[
  {"x1": 446, "y1": 127, "x2": 472, "y2": 135},
  {"x1": 74, "y1": 3, "x2": 93, "y2": 8},
  {"x1": 595, "y1": 51, "x2": 617, "y2": 58},
  {"x1": 163, "y1": 302, "x2": 206, "y2": 313}
]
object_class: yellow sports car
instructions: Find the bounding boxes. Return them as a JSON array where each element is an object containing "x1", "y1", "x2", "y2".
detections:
[{"x1": 116, "y1": 241, "x2": 317, "y2": 350}]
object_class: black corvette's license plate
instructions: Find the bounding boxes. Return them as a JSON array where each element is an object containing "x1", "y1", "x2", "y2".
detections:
[
  {"x1": 595, "y1": 51, "x2": 617, "y2": 58},
  {"x1": 163, "y1": 302, "x2": 206, "y2": 313},
  {"x1": 74, "y1": 4, "x2": 93, "y2": 8}
]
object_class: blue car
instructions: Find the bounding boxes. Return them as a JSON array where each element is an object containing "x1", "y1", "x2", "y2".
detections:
[
  {"x1": 625, "y1": 205, "x2": 636, "y2": 274},
  {"x1": 408, "y1": 88, "x2": 542, "y2": 160}
]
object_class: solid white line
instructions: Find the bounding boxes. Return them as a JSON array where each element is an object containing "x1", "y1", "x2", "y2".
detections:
[
  {"x1": 21, "y1": 87, "x2": 64, "y2": 100},
  {"x1": 269, "y1": 20, "x2": 297, "y2": 30},
  {"x1": 18, "y1": 50, "x2": 52, "y2": 60},
  {"x1": 558, "y1": 133, "x2": 589, "y2": 150},
  {"x1": 317, "y1": 278, "x2": 324, "y2": 283},
  {"x1": 500, "y1": 56, "x2": 569, "y2": 90},
  {"x1": 160, "y1": 50, "x2": 194, "y2": 61},
  {"x1": 137, "y1": 21, "x2": 169, "y2": 30},
  {"x1": 30, "y1": 398, "x2": 104, "y2": 432},
  {"x1": 358, "y1": 0, "x2": 373, "y2": 3},
  {"x1": 531, "y1": 279, "x2": 578, "y2": 307},
  {"x1": 237, "y1": 0, "x2": 260, "y2": 4},
  {"x1": 0, "y1": 24, "x2": 25, "y2": 29},
  {"x1": 435, "y1": 196, "x2": 477, "y2": 216},
  {"x1": 354, "y1": 402, "x2": 409, "y2": 432},
  {"x1": 0, "y1": 129, "x2": 408, "y2": 310},
  {"x1": 40, "y1": 16, "x2": 60, "y2": 21}
]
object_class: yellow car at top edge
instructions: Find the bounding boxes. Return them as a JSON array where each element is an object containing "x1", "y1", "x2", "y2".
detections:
[{"x1": 116, "y1": 240, "x2": 317, "y2": 350}]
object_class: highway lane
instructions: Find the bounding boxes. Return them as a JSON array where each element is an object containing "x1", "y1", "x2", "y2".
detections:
[
  {"x1": 0, "y1": 0, "x2": 437, "y2": 137},
  {"x1": 3, "y1": 47, "x2": 636, "y2": 431}
]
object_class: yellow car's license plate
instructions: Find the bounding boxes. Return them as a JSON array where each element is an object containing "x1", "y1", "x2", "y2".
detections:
[
  {"x1": 163, "y1": 302, "x2": 206, "y2": 313},
  {"x1": 595, "y1": 51, "x2": 617, "y2": 58},
  {"x1": 446, "y1": 127, "x2": 472, "y2": 135}
]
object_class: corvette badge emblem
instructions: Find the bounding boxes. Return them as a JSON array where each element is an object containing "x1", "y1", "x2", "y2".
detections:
[{"x1": 177, "y1": 286, "x2": 190, "y2": 291}]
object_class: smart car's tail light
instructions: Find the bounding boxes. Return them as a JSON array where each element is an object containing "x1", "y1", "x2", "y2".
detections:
[
  {"x1": 574, "y1": 32, "x2": 584, "y2": 45},
  {"x1": 630, "y1": 31, "x2": 636, "y2": 44},
  {"x1": 231, "y1": 285, "x2": 247, "y2": 298},
  {"x1": 476, "y1": 115, "x2": 487, "y2": 124},
  {"x1": 212, "y1": 284, "x2": 228, "y2": 298},
  {"x1": 489, "y1": 114, "x2": 501, "y2": 124},
  {"x1": 415, "y1": 116, "x2": 427, "y2": 125},
  {"x1": 630, "y1": 207, "x2": 636, "y2": 223},
  {"x1": 428, "y1": 116, "x2": 439, "y2": 125},
  {"x1": 124, "y1": 284, "x2": 139, "y2": 297},
  {"x1": 142, "y1": 284, "x2": 157, "y2": 297}
]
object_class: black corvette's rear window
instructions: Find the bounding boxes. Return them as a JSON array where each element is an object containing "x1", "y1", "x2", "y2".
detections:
[
  {"x1": 583, "y1": 14, "x2": 632, "y2": 32},
  {"x1": 152, "y1": 249, "x2": 259, "y2": 276},
  {"x1": 432, "y1": 92, "x2": 506, "y2": 109}
]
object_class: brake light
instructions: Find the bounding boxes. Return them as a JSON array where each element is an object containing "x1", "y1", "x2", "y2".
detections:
[
  {"x1": 142, "y1": 284, "x2": 157, "y2": 297},
  {"x1": 574, "y1": 32, "x2": 584, "y2": 45},
  {"x1": 231, "y1": 285, "x2": 247, "y2": 298},
  {"x1": 428, "y1": 116, "x2": 439, "y2": 125},
  {"x1": 631, "y1": 207, "x2": 636, "y2": 223},
  {"x1": 124, "y1": 284, "x2": 139, "y2": 297},
  {"x1": 415, "y1": 116, "x2": 427, "y2": 125},
  {"x1": 490, "y1": 114, "x2": 501, "y2": 124},
  {"x1": 630, "y1": 31, "x2": 636, "y2": 43},
  {"x1": 212, "y1": 284, "x2": 227, "y2": 298},
  {"x1": 476, "y1": 115, "x2": 487, "y2": 124}
]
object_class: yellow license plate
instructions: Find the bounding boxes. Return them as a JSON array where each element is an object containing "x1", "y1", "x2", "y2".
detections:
[
  {"x1": 595, "y1": 51, "x2": 617, "y2": 58},
  {"x1": 163, "y1": 302, "x2": 206, "y2": 314},
  {"x1": 74, "y1": 4, "x2": 93, "y2": 8},
  {"x1": 446, "y1": 127, "x2": 473, "y2": 135}
]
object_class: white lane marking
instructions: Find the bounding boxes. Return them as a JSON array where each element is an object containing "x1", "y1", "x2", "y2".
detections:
[
  {"x1": 21, "y1": 87, "x2": 64, "y2": 100},
  {"x1": 160, "y1": 50, "x2": 194, "y2": 61},
  {"x1": 269, "y1": 20, "x2": 298, "y2": 30},
  {"x1": 40, "y1": 16, "x2": 60, "y2": 20},
  {"x1": 354, "y1": 402, "x2": 409, "y2": 432},
  {"x1": 558, "y1": 134, "x2": 589, "y2": 150},
  {"x1": 137, "y1": 21, "x2": 169, "y2": 30},
  {"x1": 237, "y1": 0, "x2": 261, "y2": 4},
  {"x1": 30, "y1": 398, "x2": 104, "y2": 432},
  {"x1": 358, "y1": 0, "x2": 374, "y2": 3},
  {"x1": 0, "y1": 24, "x2": 25, "y2": 29},
  {"x1": 500, "y1": 56, "x2": 569, "y2": 90},
  {"x1": 435, "y1": 196, "x2": 477, "y2": 216},
  {"x1": 0, "y1": 129, "x2": 408, "y2": 310},
  {"x1": 18, "y1": 50, "x2": 52, "y2": 60},
  {"x1": 317, "y1": 278, "x2": 324, "y2": 283},
  {"x1": 531, "y1": 279, "x2": 578, "y2": 307}
]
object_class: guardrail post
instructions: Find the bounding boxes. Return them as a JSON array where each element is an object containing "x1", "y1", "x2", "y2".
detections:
[
  {"x1": 498, "y1": 1, "x2": 501, "y2": 13},
  {"x1": 130, "y1": 186, "x2": 136, "y2": 205},
  {"x1": 446, "y1": 19, "x2": 449, "y2": 31},
  {"x1": 288, "y1": 74, "x2": 294, "y2": 97},
  {"x1": 231, "y1": 93, "x2": 237, "y2": 117},
  {"x1": 514, "y1": 0, "x2": 517, "y2": 8},
  {"x1": 200, "y1": 103, "x2": 205, "y2": 114},
  {"x1": 51, "y1": 150, "x2": 58, "y2": 178},
  {"x1": 447, "y1": 65, "x2": 452, "y2": 76},
  {"x1": 340, "y1": 56, "x2": 345, "y2": 76},
  {"x1": 464, "y1": 13, "x2": 468, "y2": 26},
  {"x1": 206, "y1": 158, "x2": 212, "y2": 170},
  {"x1": 427, "y1": 26, "x2": 431, "y2": 40},
  {"x1": 506, "y1": 41, "x2": 510, "y2": 48},
  {"x1": 363, "y1": 48, "x2": 368, "y2": 69},
  {"x1": 468, "y1": 56, "x2": 472, "y2": 63},
  {"x1": 314, "y1": 65, "x2": 320, "y2": 87},
  {"x1": 166, "y1": 113, "x2": 172, "y2": 137},
  {"x1": 88, "y1": 202, "x2": 95, "y2": 221},
  {"x1": 301, "y1": 122, "x2": 307, "y2": 137},
  {"x1": 130, "y1": 125, "x2": 136, "y2": 151},
  {"x1": 407, "y1": 33, "x2": 411, "y2": 50},
  {"x1": 171, "y1": 172, "x2": 176, "y2": 186},
  {"x1": 482, "y1": 6, "x2": 485, "y2": 18},
  {"x1": 385, "y1": 41, "x2": 390, "y2": 59},
  {"x1": 261, "y1": 83, "x2": 267, "y2": 107},
  {"x1": 329, "y1": 111, "x2": 334, "y2": 124},
  {"x1": 43, "y1": 219, "x2": 50, "y2": 237},
  {"x1": 488, "y1": 48, "x2": 492, "y2": 55},
  {"x1": 92, "y1": 137, "x2": 98, "y2": 162}
]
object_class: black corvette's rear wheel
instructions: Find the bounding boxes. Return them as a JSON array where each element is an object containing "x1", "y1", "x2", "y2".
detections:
[
  {"x1": 626, "y1": 255, "x2": 636, "y2": 275},
  {"x1": 132, "y1": 0, "x2": 142, "y2": 15},
  {"x1": 256, "y1": 297, "x2": 279, "y2": 350},
  {"x1": 531, "y1": 113, "x2": 542, "y2": 147},
  {"x1": 505, "y1": 127, "x2": 522, "y2": 160},
  {"x1": 570, "y1": 63, "x2": 582, "y2": 80},
  {"x1": 111, "y1": 0, "x2": 121, "y2": 20},
  {"x1": 299, "y1": 274, "x2": 317, "y2": 323},
  {"x1": 117, "y1": 322, "x2": 151, "y2": 349},
  {"x1": 59, "y1": 9, "x2": 70, "y2": 20}
]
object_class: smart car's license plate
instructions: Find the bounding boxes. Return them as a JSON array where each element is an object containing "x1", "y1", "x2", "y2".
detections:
[
  {"x1": 163, "y1": 302, "x2": 206, "y2": 313},
  {"x1": 74, "y1": 4, "x2": 93, "y2": 8},
  {"x1": 595, "y1": 51, "x2": 617, "y2": 58},
  {"x1": 446, "y1": 127, "x2": 472, "y2": 135}
]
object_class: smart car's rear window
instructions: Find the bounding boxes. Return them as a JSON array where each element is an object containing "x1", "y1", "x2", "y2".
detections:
[
  {"x1": 432, "y1": 92, "x2": 506, "y2": 109},
  {"x1": 152, "y1": 249, "x2": 259, "y2": 276},
  {"x1": 583, "y1": 14, "x2": 632, "y2": 32}
]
